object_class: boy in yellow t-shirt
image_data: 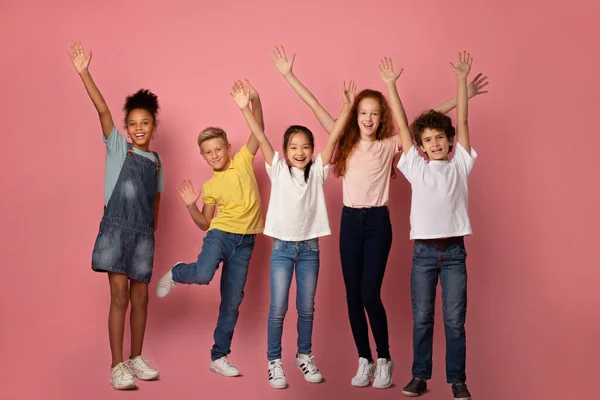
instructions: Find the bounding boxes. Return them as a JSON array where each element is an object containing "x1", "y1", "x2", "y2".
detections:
[{"x1": 156, "y1": 81, "x2": 264, "y2": 377}]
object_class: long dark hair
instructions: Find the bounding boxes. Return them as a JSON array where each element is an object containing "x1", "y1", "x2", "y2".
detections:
[{"x1": 283, "y1": 125, "x2": 314, "y2": 183}]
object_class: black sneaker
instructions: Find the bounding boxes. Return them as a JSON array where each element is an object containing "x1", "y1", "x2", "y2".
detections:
[
  {"x1": 401, "y1": 377, "x2": 427, "y2": 396},
  {"x1": 451, "y1": 382, "x2": 472, "y2": 399}
]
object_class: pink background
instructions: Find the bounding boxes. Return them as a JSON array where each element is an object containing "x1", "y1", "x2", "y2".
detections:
[{"x1": 1, "y1": 0, "x2": 598, "y2": 399}]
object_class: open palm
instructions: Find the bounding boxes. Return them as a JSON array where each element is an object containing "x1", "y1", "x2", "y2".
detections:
[
  {"x1": 230, "y1": 80, "x2": 250, "y2": 109},
  {"x1": 68, "y1": 42, "x2": 91, "y2": 74},
  {"x1": 379, "y1": 56, "x2": 403, "y2": 84},
  {"x1": 177, "y1": 179, "x2": 201, "y2": 207},
  {"x1": 271, "y1": 45, "x2": 295, "y2": 76},
  {"x1": 467, "y1": 73, "x2": 489, "y2": 98},
  {"x1": 450, "y1": 51, "x2": 473, "y2": 78}
]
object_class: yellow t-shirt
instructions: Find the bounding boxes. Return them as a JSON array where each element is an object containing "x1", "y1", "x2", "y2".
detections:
[{"x1": 202, "y1": 145, "x2": 264, "y2": 234}]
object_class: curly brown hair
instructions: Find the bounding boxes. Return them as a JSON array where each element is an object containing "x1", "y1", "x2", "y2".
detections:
[
  {"x1": 332, "y1": 89, "x2": 394, "y2": 177},
  {"x1": 411, "y1": 110, "x2": 455, "y2": 151}
]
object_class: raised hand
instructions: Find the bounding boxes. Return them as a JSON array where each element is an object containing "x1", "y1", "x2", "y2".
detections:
[
  {"x1": 270, "y1": 45, "x2": 296, "y2": 76},
  {"x1": 343, "y1": 80, "x2": 356, "y2": 106},
  {"x1": 379, "y1": 56, "x2": 403, "y2": 84},
  {"x1": 450, "y1": 51, "x2": 473, "y2": 79},
  {"x1": 177, "y1": 179, "x2": 201, "y2": 207},
  {"x1": 467, "y1": 72, "x2": 488, "y2": 98},
  {"x1": 68, "y1": 42, "x2": 92, "y2": 74},
  {"x1": 242, "y1": 79, "x2": 259, "y2": 101},
  {"x1": 230, "y1": 80, "x2": 250, "y2": 109}
]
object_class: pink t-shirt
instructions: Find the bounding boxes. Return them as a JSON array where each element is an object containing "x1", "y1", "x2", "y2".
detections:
[{"x1": 342, "y1": 135, "x2": 401, "y2": 207}]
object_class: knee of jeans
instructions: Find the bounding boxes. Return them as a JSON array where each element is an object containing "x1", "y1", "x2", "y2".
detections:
[
  {"x1": 345, "y1": 291, "x2": 362, "y2": 309},
  {"x1": 296, "y1": 302, "x2": 314, "y2": 317},
  {"x1": 413, "y1": 299, "x2": 435, "y2": 324},
  {"x1": 269, "y1": 302, "x2": 288, "y2": 318},
  {"x1": 443, "y1": 301, "x2": 466, "y2": 328}
]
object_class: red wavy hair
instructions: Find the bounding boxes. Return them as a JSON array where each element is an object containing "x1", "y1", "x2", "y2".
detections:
[{"x1": 332, "y1": 89, "x2": 395, "y2": 177}]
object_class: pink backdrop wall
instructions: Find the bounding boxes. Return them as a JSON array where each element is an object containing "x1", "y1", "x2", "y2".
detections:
[{"x1": 1, "y1": 0, "x2": 598, "y2": 399}]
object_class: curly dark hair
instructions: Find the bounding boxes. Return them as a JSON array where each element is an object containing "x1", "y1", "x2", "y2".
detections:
[
  {"x1": 123, "y1": 89, "x2": 159, "y2": 126},
  {"x1": 411, "y1": 110, "x2": 455, "y2": 151}
]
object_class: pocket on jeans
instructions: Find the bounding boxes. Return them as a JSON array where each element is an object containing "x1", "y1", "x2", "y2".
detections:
[
  {"x1": 306, "y1": 238, "x2": 319, "y2": 253},
  {"x1": 273, "y1": 238, "x2": 285, "y2": 251}
]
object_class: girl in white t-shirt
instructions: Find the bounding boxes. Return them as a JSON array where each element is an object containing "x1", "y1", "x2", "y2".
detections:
[{"x1": 231, "y1": 79, "x2": 354, "y2": 389}]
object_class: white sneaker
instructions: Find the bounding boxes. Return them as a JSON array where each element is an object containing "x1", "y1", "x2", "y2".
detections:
[
  {"x1": 351, "y1": 357, "x2": 375, "y2": 387},
  {"x1": 110, "y1": 362, "x2": 136, "y2": 390},
  {"x1": 209, "y1": 356, "x2": 241, "y2": 377},
  {"x1": 127, "y1": 355, "x2": 159, "y2": 380},
  {"x1": 373, "y1": 358, "x2": 394, "y2": 389},
  {"x1": 156, "y1": 262, "x2": 181, "y2": 298},
  {"x1": 295, "y1": 353, "x2": 323, "y2": 383},
  {"x1": 268, "y1": 359, "x2": 287, "y2": 389}
]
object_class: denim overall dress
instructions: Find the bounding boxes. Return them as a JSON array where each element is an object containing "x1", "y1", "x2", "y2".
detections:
[{"x1": 91, "y1": 143, "x2": 161, "y2": 283}]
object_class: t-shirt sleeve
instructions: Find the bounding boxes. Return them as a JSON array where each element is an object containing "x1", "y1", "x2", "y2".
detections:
[
  {"x1": 388, "y1": 135, "x2": 401, "y2": 155},
  {"x1": 103, "y1": 126, "x2": 127, "y2": 164},
  {"x1": 313, "y1": 153, "x2": 331, "y2": 185},
  {"x1": 202, "y1": 182, "x2": 216, "y2": 206},
  {"x1": 397, "y1": 145, "x2": 426, "y2": 183},
  {"x1": 235, "y1": 145, "x2": 255, "y2": 171},
  {"x1": 451, "y1": 143, "x2": 478, "y2": 177},
  {"x1": 265, "y1": 151, "x2": 285, "y2": 180}
]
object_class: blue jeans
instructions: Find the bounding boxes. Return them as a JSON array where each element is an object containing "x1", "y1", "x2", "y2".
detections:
[
  {"x1": 171, "y1": 229, "x2": 256, "y2": 361},
  {"x1": 267, "y1": 238, "x2": 320, "y2": 361},
  {"x1": 411, "y1": 239, "x2": 468, "y2": 383}
]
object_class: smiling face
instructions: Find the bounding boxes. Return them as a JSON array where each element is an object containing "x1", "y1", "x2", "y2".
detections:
[
  {"x1": 285, "y1": 131, "x2": 314, "y2": 169},
  {"x1": 419, "y1": 128, "x2": 451, "y2": 160},
  {"x1": 356, "y1": 97, "x2": 382, "y2": 141},
  {"x1": 200, "y1": 137, "x2": 231, "y2": 171},
  {"x1": 126, "y1": 108, "x2": 156, "y2": 151}
]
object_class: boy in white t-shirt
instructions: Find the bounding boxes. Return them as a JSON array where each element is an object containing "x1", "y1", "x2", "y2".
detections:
[{"x1": 381, "y1": 52, "x2": 479, "y2": 400}]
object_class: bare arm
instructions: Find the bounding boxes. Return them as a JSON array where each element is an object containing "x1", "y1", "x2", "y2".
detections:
[
  {"x1": 271, "y1": 45, "x2": 335, "y2": 133},
  {"x1": 242, "y1": 80, "x2": 264, "y2": 155},
  {"x1": 379, "y1": 57, "x2": 412, "y2": 153},
  {"x1": 177, "y1": 180, "x2": 215, "y2": 231},
  {"x1": 450, "y1": 51, "x2": 473, "y2": 153},
  {"x1": 322, "y1": 81, "x2": 355, "y2": 165},
  {"x1": 68, "y1": 42, "x2": 114, "y2": 137},
  {"x1": 433, "y1": 73, "x2": 489, "y2": 114},
  {"x1": 153, "y1": 193, "x2": 161, "y2": 231},
  {"x1": 231, "y1": 81, "x2": 275, "y2": 165}
]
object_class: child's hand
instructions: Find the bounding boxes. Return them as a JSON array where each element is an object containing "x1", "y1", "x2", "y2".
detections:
[
  {"x1": 242, "y1": 79, "x2": 259, "y2": 101},
  {"x1": 343, "y1": 80, "x2": 356, "y2": 106},
  {"x1": 379, "y1": 56, "x2": 403, "y2": 84},
  {"x1": 270, "y1": 45, "x2": 296, "y2": 76},
  {"x1": 450, "y1": 51, "x2": 473, "y2": 79},
  {"x1": 68, "y1": 42, "x2": 92, "y2": 74},
  {"x1": 467, "y1": 72, "x2": 489, "y2": 98},
  {"x1": 230, "y1": 80, "x2": 250, "y2": 109},
  {"x1": 177, "y1": 179, "x2": 201, "y2": 207}
]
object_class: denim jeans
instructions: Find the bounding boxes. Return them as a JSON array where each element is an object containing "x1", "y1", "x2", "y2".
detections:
[
  {"x1": 339, "y1": 206, "x2": 392, "y2": 361},
  {"x1": 411, "y1": 239, "x2": 468, "y2": 383},
  {"x1": 171, "y1": 229, "x2": 256, "y2": 361},
  {"x1": 267, "y1": 238, "x2": 320, "y2": 361}
]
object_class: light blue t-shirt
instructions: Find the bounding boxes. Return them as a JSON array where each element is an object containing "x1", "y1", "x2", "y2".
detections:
[{"x1": 103, "y1": 126, "x2": 164, "y2": 205}]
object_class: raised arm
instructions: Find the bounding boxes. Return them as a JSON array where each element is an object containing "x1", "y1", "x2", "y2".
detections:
[
  {"x1": 450, "y1": 51, "x2": 473, "y2": 153},
  {"x1": 68, "y1": 42, "x2": 114, "y2": 137},
  {"x1": 177, "y1": 179, "x2": 215, "y2": 231},
  {"x1": 242, "y1": 79, "x2": 264, "y2": 155},
  {"x1": 270, "y1": 45, "x2": 335, "y2": 133},
  {"x1": 433, "y1": 73, "x2": 488, "y2": 114},
  {"x1": 379, "y1": 57, "x2": 412, "y2": 153},
  {"x1": 231, "y1": 81, "x2": 275, "y2": 165},
  {"x1": 322, "y1": 81, "x2": 355, "y2": 165}
]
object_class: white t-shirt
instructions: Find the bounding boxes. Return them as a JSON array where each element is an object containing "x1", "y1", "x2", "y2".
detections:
[
  {"x1": 263, "y1": 152, "x2": 331, "y2": 241},
  {"x1": 397, "y1": 143, "x2": 477, "y2": 239}
]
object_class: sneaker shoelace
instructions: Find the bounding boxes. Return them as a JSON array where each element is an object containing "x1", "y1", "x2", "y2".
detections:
[
  {"x1": 301, "y1": 356, "x2": 319, "y2": 375},
  {"x1": 130, "y1": 356, "x2": 157, "y2": 372},
  {"x1": 270, "y1": 362, "x2": 284, "y2": 379},
  {"x1": 114, "y1": 363, "x2": 133, "y2": 379},
  {"x1": 376, "y1": 360, "x2": 390, "y2": 380},
  {"x1": 218, "y1": 357, "x2": 235, "y2": 369},
  {"x1": 158, "y1": 278, "x2": 175, "y2": 291},
  {"x1": 356, "y1": 359, "x2": 370, "y2": 377}
]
